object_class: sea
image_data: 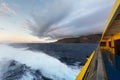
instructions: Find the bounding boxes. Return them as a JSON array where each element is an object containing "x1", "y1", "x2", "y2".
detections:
[{"x1": 0, "y1": 43, "x2": 97, "y2": 80}]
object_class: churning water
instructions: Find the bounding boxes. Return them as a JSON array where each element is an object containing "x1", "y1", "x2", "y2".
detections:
[{"x1": 0, "y1": 43, "x2": 97, "y2": 80}]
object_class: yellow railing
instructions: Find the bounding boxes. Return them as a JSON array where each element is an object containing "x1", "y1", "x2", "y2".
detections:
[{"x1": 76, "y1": 50, "x2": 95, "y2": 80}]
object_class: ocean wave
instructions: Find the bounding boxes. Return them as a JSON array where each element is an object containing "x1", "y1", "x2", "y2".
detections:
[{"x1": 0, "y1": 44, "x2": 81, "y2": 80}]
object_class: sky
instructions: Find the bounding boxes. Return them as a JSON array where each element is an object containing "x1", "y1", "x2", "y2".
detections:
[{"x1": 0, "y1": 0, "x2": 115, "y2": 43}]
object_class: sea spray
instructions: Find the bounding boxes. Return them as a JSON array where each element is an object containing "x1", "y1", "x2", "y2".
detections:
[{"x1": 0, "y1": 44, "x2": 80, "y2": 80}]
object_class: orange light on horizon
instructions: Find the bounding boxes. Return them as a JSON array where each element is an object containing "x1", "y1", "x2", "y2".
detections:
[{"x1": 0, "y1": 34, "x2": 57, "y2": 43}]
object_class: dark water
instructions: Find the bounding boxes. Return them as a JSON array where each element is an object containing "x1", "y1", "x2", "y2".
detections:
[
  {"x1": 12, "y1": 43, "x2": 98, "y2": 66},
  {"x1": 0, "y1": 43, "x2": 98, "y2": 80}
]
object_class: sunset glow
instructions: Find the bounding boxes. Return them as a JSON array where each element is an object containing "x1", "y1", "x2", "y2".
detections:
[{"x1": 0, "y1": 0, "x2": 114, "y2": 43}]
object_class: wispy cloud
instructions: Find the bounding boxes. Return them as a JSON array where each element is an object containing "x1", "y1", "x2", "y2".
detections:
[
  {"x1": 0, "y1": 0, "x2": 115, "y2": 42},
  {"x1": 0, "y1": 27, "x2": 4, "y2": 30},
  {"x1": 0, "y1": 3, "x2": 17, "y2": 16},
  {"x1": 24, "y1": 19, "x2": 33, "y2": 28},
  {"x1": 24, "y1": 0, "x2": 74, "y2": 38},
  {"x1": 0, "y1": 8, "x2": 7, "y2": 15},
  {"x1": 24, "y1": 0, "x2": 114, "y2": 40}
]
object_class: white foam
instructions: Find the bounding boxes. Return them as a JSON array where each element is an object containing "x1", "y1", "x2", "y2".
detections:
[{"x1": 0, "y1": 44, "x2": 81, "y2": 80}]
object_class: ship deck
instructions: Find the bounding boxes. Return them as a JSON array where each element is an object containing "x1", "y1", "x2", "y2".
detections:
[{"x1": 102, "y1": 51, "x2": 120, "y2": 80}]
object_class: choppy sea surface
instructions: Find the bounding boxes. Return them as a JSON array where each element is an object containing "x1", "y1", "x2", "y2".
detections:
[{"x1": 0, "y1": 43, "x2": 97, "y2": 80}]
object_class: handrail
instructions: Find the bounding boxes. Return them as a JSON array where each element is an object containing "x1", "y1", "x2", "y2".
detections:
[
  {"x1": 76, "y1": 50, "x2": 95, "y2": 80},
  {"x1": 76, "y1": 47, "x2": 107, "y2": 80}
]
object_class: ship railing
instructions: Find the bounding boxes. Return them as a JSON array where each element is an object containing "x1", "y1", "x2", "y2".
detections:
[{"x1": 76, "y1": 46, "x2": 107, "y2": 80}]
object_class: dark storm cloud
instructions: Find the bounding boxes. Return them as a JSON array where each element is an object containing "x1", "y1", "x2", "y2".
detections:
[
  {"x1": 25, "y1": 0, "x2": 115, "y2": 40},
  {"x1": 49, "y1": 4, "x2": 112, "y2": 38},
  {"x1": 25, "y1": 0, "x2": 74, "y2": 38}
]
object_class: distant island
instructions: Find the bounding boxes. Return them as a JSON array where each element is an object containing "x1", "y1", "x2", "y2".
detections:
[{"x1": 56, "y1": 34, "x2": 102, "y2": 43}]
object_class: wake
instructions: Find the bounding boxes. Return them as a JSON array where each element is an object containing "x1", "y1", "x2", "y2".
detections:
[{"x1": 0, "y1": 44, "x2": 81, "y2": 80}]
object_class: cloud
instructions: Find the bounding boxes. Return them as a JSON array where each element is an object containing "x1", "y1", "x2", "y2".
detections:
[
  {"x1": 0, "y1": 8, "x2": 6, "y2": 15},
  {"x1": 25, "y1": 0, "x2": 74, "y2": 38},
  {"x1": 0, "y1": 3, "x2": 17, "y2": 16},
  {"x1": 0, "y1": 28, "x2": 4, "y2": 30},
  {"x1": 25, "y1": 0, "x2": 114, "y2": 40}
]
